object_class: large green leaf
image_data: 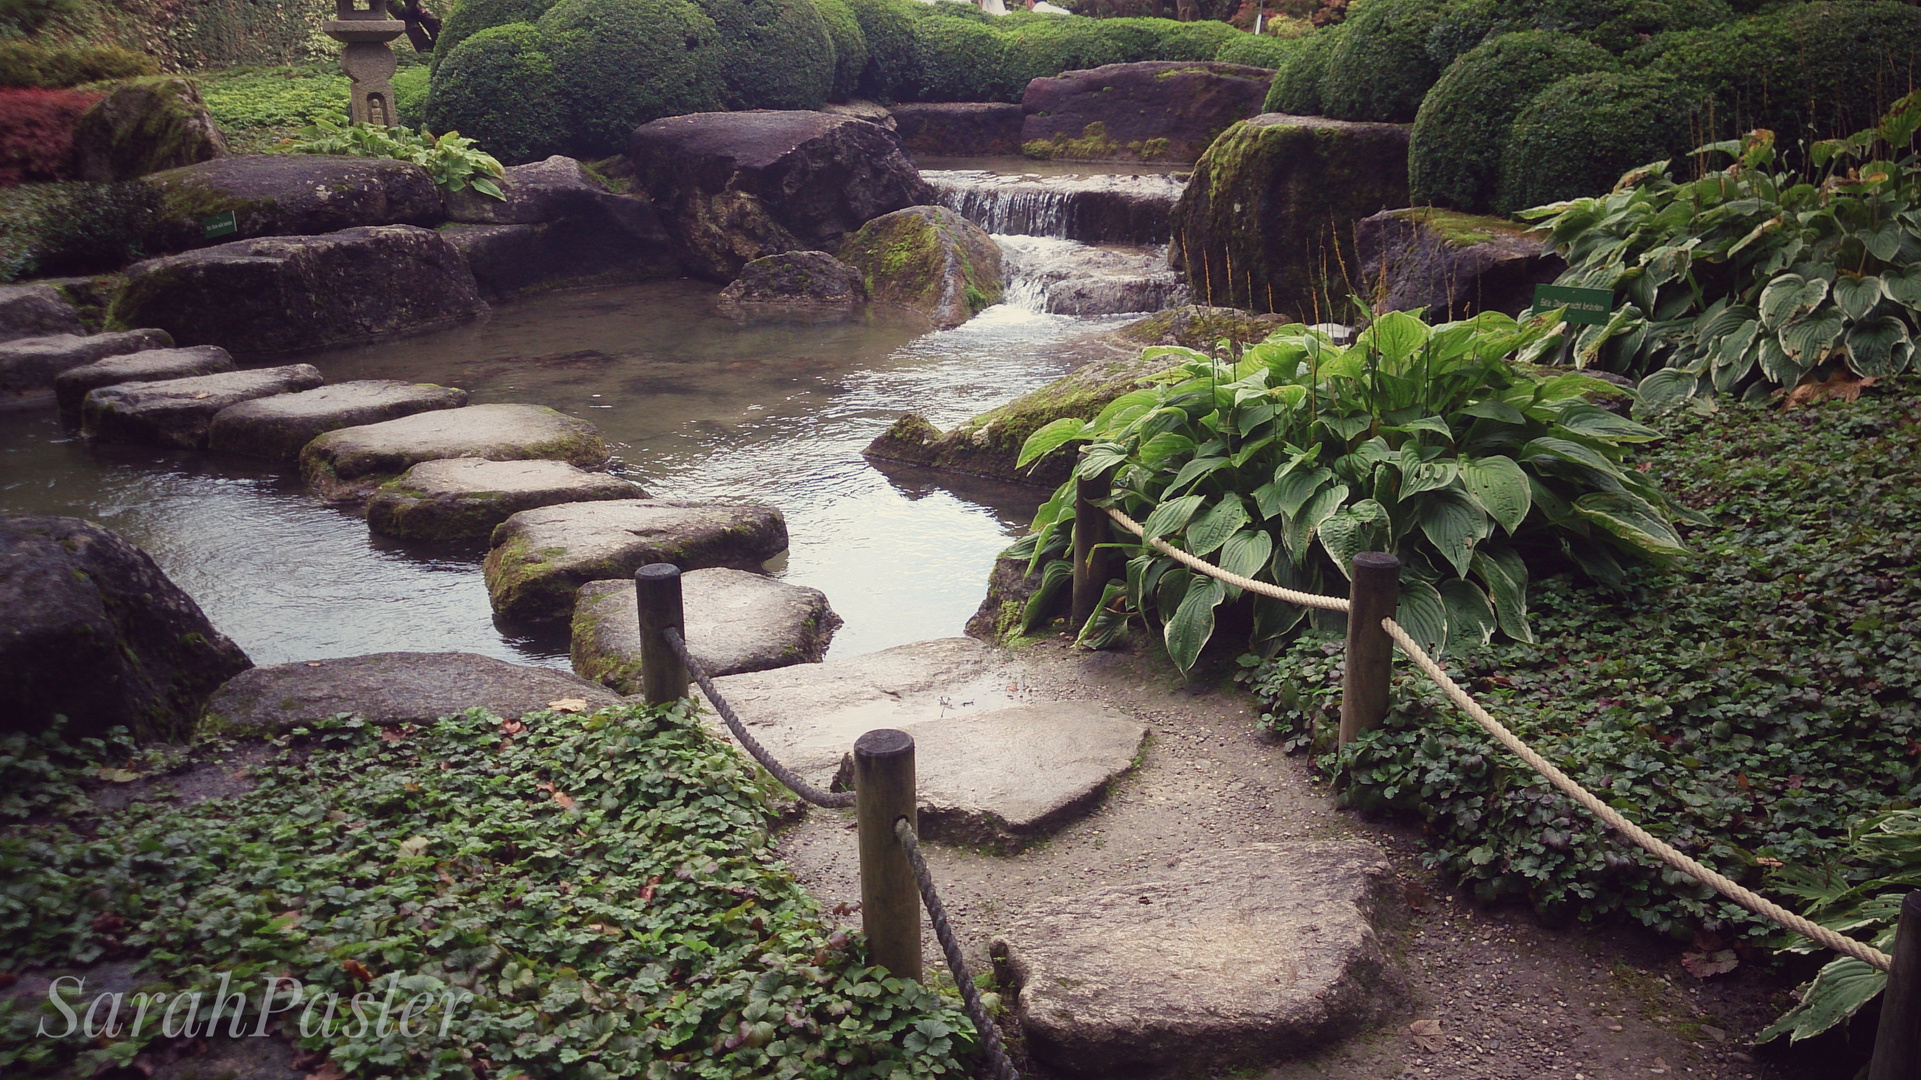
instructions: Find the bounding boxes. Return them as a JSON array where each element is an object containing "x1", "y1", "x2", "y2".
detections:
[
  {"x1": 1470, "y1": 546, "x2": 1531, "y2": 643},
  {"x1": 1186, "y1": 495, "x2": 1249, "y2": 556},
  {"x1": 1459, "y1": 455, "x2": 1532, "y2": 536},
  {"x1": 1636, "y1": 368, "x2": 1698, "y2": 413},
  {"x1": 1845, "y1": 315, "x2": 1912, "y2": 377},
  {"x1": 1141, "y1": 495, "x2": 1205, "y2": 541},
  {"x1": 1394, "y1": 578, "x2": 1448, "y2": 657},
  {"x1": 1756, "y1": 334, "x2": 1802, "y2": 385},
  {"x1": 1553, "y1": 403, "x2": 1663, "y2": 444},
  {"x1": 1218, "y1": 528, "x2": 1272, "y2": 582},
  {"x1": 1780, "y1": 311, "x2": 1846, "y2": 364},
  {"x1": 1398, "y1": 458, "x2": 1458, "y2": 499},
  {"x1": 1884, "y1": 264, "x2": 1921, "y2": 306},
  {"x1": 1017, "y1": 417, "x2": 1088, "y2": 468},
  {"x1": 1360, "y1": 309, "x2": 1430, "y2": 366},
  {"x1": 1317, "y1": 508, "x2": 1369, "y2": 580},
  {"x1": 1256, "y1": 466, "x2": 1333, "y2": 520},
  {"x1": 1832, "y1": 274, "x2": 1885, "y2": 322},
  {"x1": 1521, "y1": 437, "x2": 1626, "y2": 481},
  {"x1": 1167, "y1": 455, "x2": 1228, "y2": 494},
  {"x1": 1438, "y1": 578, "x2": 1497, "y2": 648},
  {"x1": 1163, "y1": 577, "x2": 1226, "y2": 676},
  {"x1": 1759, "y1": 273, "x2": 1826, "y2": 327},
  {"x1": 1418, "y1": 487, "x2": 1489, "y2": 578},
  {"x1": 1282, "y1": 483, "x2": 1349, "y2": 559},
  {"x1": 1755, "y1": 958, "x2": 1886, "y2": 1045},
  {"x1": 1573, "y1": 490, "x2": 1686, "y2": 559}
]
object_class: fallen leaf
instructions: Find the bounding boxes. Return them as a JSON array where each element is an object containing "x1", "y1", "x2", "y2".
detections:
[
  {"x1": 306, "y1": 1062, "x2": 347, "y2": 1080},
  {"x1": 640, "y1": 875, "x2": 659, "y2": 905},
  {"x1": 397, "y1": 836, "x2": 431, "y2": 858},
  {"x1": 341, "y1": 959, "x2": 374, "y2": 983},
  {"x1": 1409, "y1": 1018, "x2": 1444, "y2": 1052},
  {"x1": 535, "y1": 781, "x2": 555, "y2": 794},
  {"x1": 547, "y1": 698, "x2": 589, "y2": 713},
  {"x1": 1652, "y1": 1056, "x2": 1669, "y2": 1074},
  {"x1": 191, "y1": 391, "x2": 210, "y2": 400},
  {"x1": 553, "y1": 791, "x2": 575, "y2": 810},
  {"x1": 379, "y1": 728, "x2": 406, "y2": 744},
  {"x1": 1780, "y1": 369, "x2": 1878, "y2": 410},
  {"x1": 437, "y1": 868, "x2": 454, "y2": 885},
  {"x1": 97, "y1": 767, "x2": 139, "y2": 783},
  {"x1": 306, "y1": 661, "x2": 323, "y2": 668},
  {"x1": 1681, "y1": 948, "x2": 1739, "y2": 978},
  {"x1": 1754, "y1": 856, "x2": 1784, "y2": 867},
  {"x1": 499, "y1": 718, "x2": 526, "y2": 736}
]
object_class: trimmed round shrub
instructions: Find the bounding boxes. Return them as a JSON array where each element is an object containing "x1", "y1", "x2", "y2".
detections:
[
  {"x1": 1214, "y1": 31, "x2": 1301, "y2": 68},
  {"x1": 698, "y1": 0, "x2": 835, "y2": 110},
  {"x1": 1000, "y1": 15, "x2": 1132, "y2": 90},
  {"x1": 392, "y1": 66, "x2": 430, "y2": 127},
  {"x1": 1529, "y1": 0, "x2": 1732, "y2": 53},
  {"x1": 537, "y1": 0, "x2": 723, "y2": 156},
  {"x1": 911, "y1": 15, "x2": 1011, "y2": 101},
  {"x1": 423, "y1": 22, "x2": 565, "y2": 163},
  {"x1": 432, "y1": 0, "x2": 563, "y2": 73},
  {"x1": 1262, "y1": 20, "x2": 1343, "y2": 114},
  {"x1": 815, "y1": 0, "x2": 869, "y2": 101},
  {"x1": 1410, "y1": 31, "x2": 1614, "y2": 212},
  {"x1": 847, "y1": 0, "x2": 925, "y2": 102},
  {"x1": 1146, "y1": 18, "x2": 1241, "y2": 59},
  {"x1": 0, "y1": 43, "x2": 159, "y2": 89},
  {"x1": 1498, "y1": 70, "x2": 1703, "y2": 211},
  {"x1": 1320, "y1": 0, "x2": 1447, "y2": 122},
  {"x1": 1646, "y1": 0, "x2": 1921, "y2": 149}
]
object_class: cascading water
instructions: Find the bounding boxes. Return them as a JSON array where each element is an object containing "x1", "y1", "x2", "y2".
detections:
[
  {"x1": 996, "y1": 234, "x2": 1188, "y2": 317},
  {"x1": 922, "y1": 168, "x2": 1187, "y2": 246}
]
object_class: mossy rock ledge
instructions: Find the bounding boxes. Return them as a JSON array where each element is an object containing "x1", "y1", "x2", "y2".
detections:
[
  {"x1": 143, "y1": 155, "x2": 445, "y2": 253},
  {"x1": 1019, "y1": 61, "x2": 1274, "y2": 164},
  {"x1": 1170, "y1": 113, "x2": 1411, "y2": 319},
  {"x1": 299, "y1": 403, "x2": 609, "y2": 505},
  {"x1": 837, "y1": 205, "x2": 1003, "y2": 329},
  {"x1": 70, "y1": 76, "x2": 226, "y2": 183},
  {"x1": 1353, "y1": 207, "x2": 1563, "y2": 319}
]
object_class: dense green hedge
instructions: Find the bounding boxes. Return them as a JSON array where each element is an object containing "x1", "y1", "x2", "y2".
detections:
[
  {"x1": 537, "y1": 0, "x2": 723, "y2": 156},
  {"x1": 1214, "y1": 31, "x2": 1300, "y2": 68},
  {"x1": 1320, "y1": 0, "x2": 1447, "y2": 122},
  {"x1": 422, "y1": 22, "x2": 564, "y2": 163},
  {"x1": 815, "y1": 0, "x2": 869, "y2": 101},
  {"x1": 0, "y1": 41, "x2": 157, "y2": 88},
  {"x1": 701, "y1": 0, "x2": 836, "y2": 110},
  {"x1": 1263, "y1": 19, "x2": 1343, "y2": 113},
  {"x1": 431, "y1": 0, "x2": 562, "y2": 73},
  {"x1": 1499, "y1": 70, "x2": 1701, "y2": 211},
  {"x1": 1410, "y1": 31, "x2": 1614, "y2": 212},
  {"x1": 912, "y1": 14, "x2": 1011, "y2": 101},
  {"x1": 846, "y1": 0, "x2": 923, "y2": 101}
]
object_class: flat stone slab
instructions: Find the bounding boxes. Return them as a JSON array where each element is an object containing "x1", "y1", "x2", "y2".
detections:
[
  {"x1": 53, "y1": 346, "x2": 236, "y2": 415},
  {"x1": 299, "y1": 403, "x2": 608, "y2": 503},
  {"x1": 206, "y1": 379, "x2": 468, "y2": 463},
  {"x1": 830, "y1": 702, "x2": 1147, "y2": 850},
  {"x1": 571, "y1": 568, "x2": 840, "y2": 689},
  {"x1": 199, "y1": 651, "x2": 623, "y2": 737},
  {"x1": 990, "y1": 842, "x2": 1402, "y2": 1076},
  {"x1": 0, "y1": 329, "x2": 173, "y2": 397},
  {"x1": 81, "y1": 364, "x2": 324, "y2": 449},
  {"x1": 483, "y1": 499, "x2": 789, "y2": 623},
  {"x1": 366, "y1": 457, "x2": 643, "y2": 540}
]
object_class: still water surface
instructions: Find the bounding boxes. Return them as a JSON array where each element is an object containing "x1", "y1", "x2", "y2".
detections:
[{"x1": 0, "y1": 279, "x2": 1127, "y2": 667}]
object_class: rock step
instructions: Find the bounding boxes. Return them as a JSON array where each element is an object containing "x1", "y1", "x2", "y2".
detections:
[
  {"x1": 0, "y1": 283, "x2": 85, "y2": 344},
  {"x1": 483, "y1": 499, "x2": 788, "y2": 624},
  {"x1": 0, "y1": 329, "x2": 173, "y2": 398},
  {"x1": 990, "y1": 842, "x2": 1403, "y2": 1077},
  {"x1": 571, "y1": 569, "x2": 840, "y2": 690},
  {"x1": 54, "y1": 346, "x2": 235, "y2": 415},
  {"x1": 366, "y1": 457, "x2": 643, "y2": 541},
  {"x1": 81, "y1": 364, "x2": 324, "y2": 449},
  {"x1": 207, "y1": 379, "x2": 468, "y2": 464},
  {"x1": 299, "y1": 403, "x2": 608, "y2": 504}
]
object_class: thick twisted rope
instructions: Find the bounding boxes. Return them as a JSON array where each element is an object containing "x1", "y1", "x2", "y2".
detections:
[
  {"x1": 896, "y1": 819, "x2": 1020, "y2": 1080},
  {"x1": 1102, "y1": 505, "x2": 1350, "y2": 612},
  {"x1": 1380, "y1": 617, "x2": 1892, "y2": 972},
  {"x1": 663, "y1": 626, "x2": 856, "y2": 809}
]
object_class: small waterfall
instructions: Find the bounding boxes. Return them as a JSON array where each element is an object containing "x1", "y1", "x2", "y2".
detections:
[
  {"x1": 924, "y1": 169, "x2": 1187, "y2": 246},
  {"x1": 996, "y1": 234, "x2": 1189, "y2": 317}
]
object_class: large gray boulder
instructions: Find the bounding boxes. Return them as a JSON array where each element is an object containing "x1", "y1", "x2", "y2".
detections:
[
  {"x1": 1, "y1": 515, "x2": 250, "y2": 743},
  {"x1": 144, "y1": 155, "x2": 443, "y2": 251},
  {"x1": 200, "y1": 652, "x2": 620, "y2": 737},
  {"x1": 54, "y1": 346, "x2": 235, "y2": 415},
  {"x1": 1021, "y1": 61, "x2": 1274, "y2": 164},
  {"x1": 991, "y1": 842, "x2": 1403, "y2": 1076},
  {"x1": 366, "y1": 458, "x2": 644, "y2": 541},
  {"x1": 837, "y1": 206, "x2": 1002, "y2": 329},
  {"x1": 718, "y1": 251, "x2": 866, "y2": 307},
  {"x1": 571, "y1": 568, "x2": 840, "y2": 689},
  {"x1": 82, "y1": 365, "x2": 325, "y2": 449},
  {"x1": 0, "y1": 284, "x2": 84, "y2": 343},
  {"x1": 0, "y1": 329, "x2": 174, "y2": 397},
  {"x1": 206, "y1": 380, "x2": 468, "y2": 463},
  {"x1": 299, "y1": 403, "x2": 609, "y2": 503},
  {"x1": 69, "y1": 76, "x2": 226, "y2": 183},
  {"x1": 483, "y1": 500, "x2": 789, "y2": 623},
  {"x1": 443, "y1": 155, "x2": 623, "y2": 225},
  {"x1": 1355, "y1": 207, "x2": 1564, "y2": 319},
  {"x1": 108, "y1": 226, "x2": 487, "y2": 357},
  {"x1": 630, "y1": 111, "x2": 934, "y2": 281}
]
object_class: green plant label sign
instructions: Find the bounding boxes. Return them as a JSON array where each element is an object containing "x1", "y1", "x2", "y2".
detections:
[
  {"x1": 202, "y1": 211, "x2": 238, "y2": 239},
  {"x1": 1533, "y1": 284, "x2": 1613, "y2": 326}
]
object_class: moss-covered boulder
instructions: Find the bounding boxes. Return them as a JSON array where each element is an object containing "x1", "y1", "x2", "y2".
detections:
[
  {"x1": 143, "y1": 155, "x2": 445, "y2": 253},
  {"x1": 1498, "y1": 71, "x2": 1702, "y2": 212},
  {"x1": 69, "y1": 76, "x2": 226, "y2": 183},
  {"x1": 422, "y1": 22, "x2": 566, "y2": 165},
  {"x1": 1354, "y1": 207, "x2": 1563, "y2": 319},
  {"x1": 889, "y1": 101, "x2": 1024, "y2": 156},
  {"x1": 1019, "y1": 61, "x2": 1273, "y2": 164},
  {"x1": 1170, "y1": 113, "x2": 1410, "y2": 318},
  {"x1": 719, "y1": 250, "x2": 866, "y2": 306},
  {"x1": 837, "y1": 205, "x2": 1001, "y2": 329},
  {"x1": 1408, "y1": 31, "x2": 1614, "y2": 214}
]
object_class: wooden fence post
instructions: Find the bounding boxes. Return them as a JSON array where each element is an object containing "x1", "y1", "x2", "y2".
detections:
[
  {"x1": 1071, "y1": 456, "x2": 1117, "y2": 630},
  {"x1": 854, "y1": 728, "x2": 922, "y2": 983},
  {"x1": 635, "y1": 562, "x2": 688, "y2": 704},
  {"x1": 1870, "y1": 892, "x2": 1921, "y2": 1080},
  {"x1": 1339, "y1": 552, "x2": 1400, "y2": 746}
]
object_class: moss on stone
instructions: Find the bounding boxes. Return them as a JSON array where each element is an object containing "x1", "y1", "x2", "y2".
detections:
[
  {"x1": 1390, "y1": 207, "x2": 1532, "y2": 248},
  {"x1": 1022, "y1": 120, "x2": 1121, "y2": 161},
  {"x1": 837, "y1": 206, "x2": 1001, "y2": 323}
]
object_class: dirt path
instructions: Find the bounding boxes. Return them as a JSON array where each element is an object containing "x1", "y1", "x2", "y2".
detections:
[{"x1": 773, "y1": 637, "x2": 1842, "y2": 1080}]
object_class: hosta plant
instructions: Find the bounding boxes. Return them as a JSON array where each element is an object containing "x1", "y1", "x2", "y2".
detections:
[
  {"x1": 284, "y1": 119, "x2": 506, "y2": 199},
  {"x1": 1013, "y1": 309, "x2": 1688, "y2": 674},
  {"x1": 1521, "y1": 91, "x2": 1921, "y2": 412}
]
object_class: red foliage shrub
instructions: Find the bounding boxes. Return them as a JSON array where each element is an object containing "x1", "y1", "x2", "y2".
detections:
[{"x1": 0, "y1": 88, "x2": 102, "y2": 186}]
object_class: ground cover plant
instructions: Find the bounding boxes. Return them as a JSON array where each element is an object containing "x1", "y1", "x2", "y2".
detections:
[
  {"x1": 1012, "y1": 308, "x2": 1687, "y2": 674},
  {"x1": 285, "y1": 119, "x2": 507, "y2": 199},
  {"x1": 0, "y1": 702, "x2": 977, "y2": 1078},
  {"x1": 1240, "y1": 377, "x2": 1921, "y2": 970}
]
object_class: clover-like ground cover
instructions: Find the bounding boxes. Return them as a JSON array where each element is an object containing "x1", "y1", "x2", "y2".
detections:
[{"x1": 0, "y1": 702, "x2": 974, "y2": 1078}]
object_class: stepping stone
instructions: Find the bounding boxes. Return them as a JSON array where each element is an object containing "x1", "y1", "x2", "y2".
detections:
[
  {"x1": 365, "y1": 457, "x2": 643, "y2": 541},
  {"x1": 199, "y1": 651, "x2": 623, "y2": 737},
  {"x1": 0, "y1": 329, "x2": 173, "y2": 397},
  {"x1": 0, "y1": 283, "x2": 84, "y2": 343},
  {"x1": 207, "y1": 379, "x2": 468, "y2": 463},
  {"x1": 483, "y1": 500, "x2": 789, "y2": 623},
  {"x1": 989, "y1": 842, "x2": 1402, "y2": 1076},
  {"x1": 81, "y1": 364, "x2": 324, "y2": 449},
  {"x1": 54, "y1": 346, "x2": 236, "y2": 415},
  {"x1": 299, "y1": 403, "x2": 608, "y2": 503},
  {"x1": 829, "y1": 702, "x2": 1146, "y2": 850},
  {"x1": 571, "y1": 568, "x2": 841, "y2": 689}
]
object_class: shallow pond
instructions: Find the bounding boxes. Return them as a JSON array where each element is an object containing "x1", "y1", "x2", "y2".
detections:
[{"x1": 0, "y1": 278, "x2": 1131, "y2": 668}]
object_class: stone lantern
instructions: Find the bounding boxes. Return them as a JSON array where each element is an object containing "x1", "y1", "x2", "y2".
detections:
[{"x1": 324, "y1": 0, "x2": 408, "y2": 126}]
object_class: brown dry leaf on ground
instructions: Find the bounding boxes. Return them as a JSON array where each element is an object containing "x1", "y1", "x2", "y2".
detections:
[
  {"x1": 499, "y1": 718, "x2": 526, "y2": 735},
  {"x1": 340, "y1": 959, "x2": 374, "y2": 983},
  {"x1": 305, "y1": 1062, "x2": 346, "y2": 1080},
  {"x1": 1682, "y1": 948, "x2": 1739, "y2": 977},
  {"x1": 553, "y1": 791, "x2": 575, "y2": 809},
  {"x1": 547, "y1": 698, "x2": 589, "y2": 713},
  {"x1": 1781, "y1": 369, "x2": 1878, "y2": 409},
  {"x1": 1408, "y1": 1018, "x2": 1444, "y2": 1052}
]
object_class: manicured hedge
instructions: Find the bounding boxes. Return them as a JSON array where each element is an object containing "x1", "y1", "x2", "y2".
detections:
[
  {"x1": 815, "y1": 0, "x2": 869, "y2": 101},
  {"x1": 1410, "y1": 31, "x2": 1614, "y2": 212},
  {"x1": 1214, "y1": 31, "x2": 1300, "y2": 68},
  {"x1": 1320, "y1": 0, "x2": 1447, "y2": 122},
  {"x1": 1528, "y1": 0, "x2": 1733, "y2": 53},
  {"x1": 700, "y1": 0, "x2": 836, "y2": 110},
  {"x1": 846, "y1": 0, "x2": 924, "y2": 101},
  {"x1": 431, "y1": 0, "x2": 563, "y2": 73},
  {"x1": 392, "y1": 66, "x2": 430, "y2": 127},
  {"x1": 0, "y1": 42, "x2": 157, "y2": 88},
  {"x1": 913, "y1": 14, "x2": 1012, "y2": 101},
  {"x1": 537, "y1": 0, "x2": 724, "y2": 156},
  {"x1": 422, "y1": 22, "x2": 564, "y2": 163},
  {"x1": 998, "y1": 14, "x2": 1133, "y2": 91},
  {"x1": 1149, "y1": 17, "x2": 1242, "y2": 58},
  {"x1": 1263, "y1": 21, "x2": 1343, "y2": 113},
  {"x1": 1499, "y1": 70, "x2": 1702, "y2": 211}
]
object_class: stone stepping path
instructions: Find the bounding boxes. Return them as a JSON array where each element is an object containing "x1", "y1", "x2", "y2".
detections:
[
  {"x1": 0, "y1": 329, "x2": 172, "y2": 397},
  {"x1": 54, "y1": 346, "x2": 235, "y2": 415},
  {"x1": 990, "y1": 842, "x2": 1401, "y2": 1075},
  {"x1": 299, "y1": 402, "x2": 608, "y2": 503},
  {"x1": 81, "y1": 364, "x2": 324, "y2": 449},
  {"x1": 483, "y1": 499, "x2": 789, "y2": 623},
  {"x1": 207, "y1": 379, "x2": 468, "y2": 463},
  {"x1": 366, "y1": 457, "x2": 644, "y2": 541},
  {"x1": 572, "y1": 568, "x2": 840, "y2": 689}
]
